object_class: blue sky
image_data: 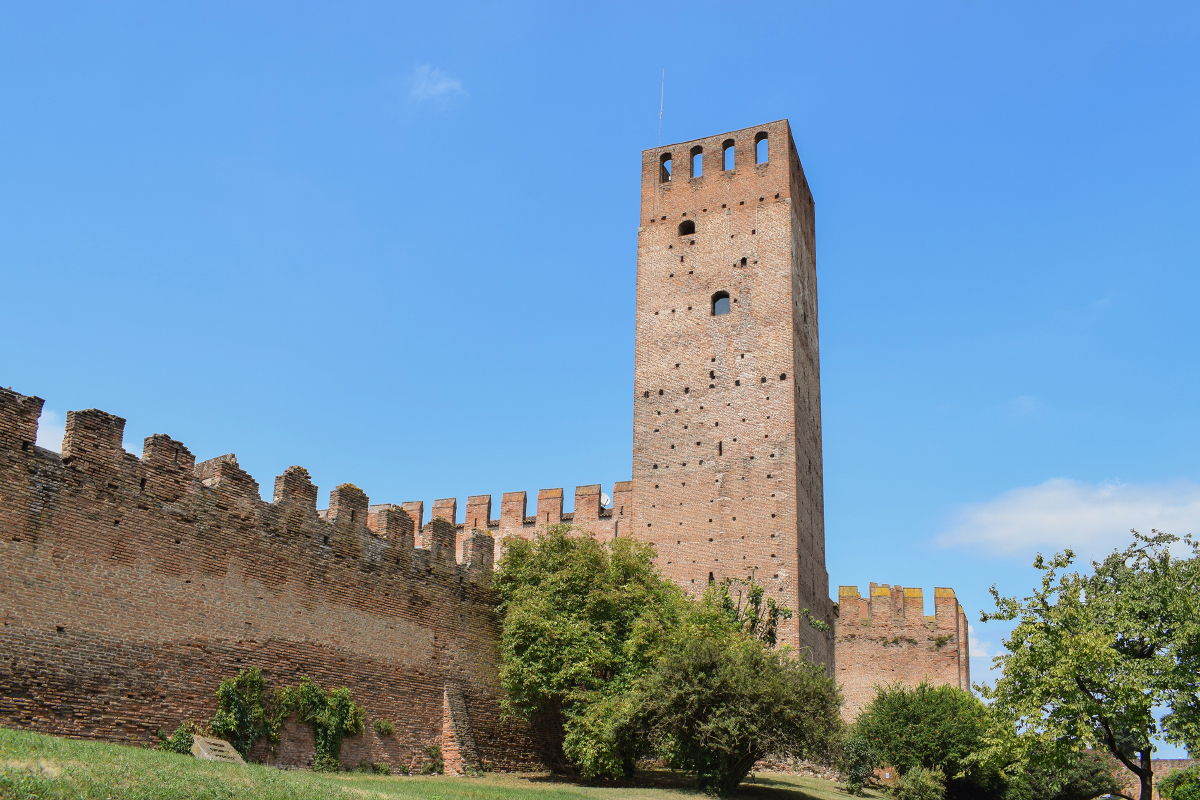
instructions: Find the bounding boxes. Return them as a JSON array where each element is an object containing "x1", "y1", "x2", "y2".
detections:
[{"x1": 2, "y1": 1, "x2": 1198, "y2": 751}]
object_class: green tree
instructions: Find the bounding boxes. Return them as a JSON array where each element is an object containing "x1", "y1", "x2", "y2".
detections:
[
  {"x1": 854, "y1": 681, "x2": 1000, "y2": 800},
  {"x1": 979, "y1": 530, "x2": 1200, "y2": 800},
  {"x1": 1159, "y1": 765, "x2": 1200, "y2": 800},
  {"x1": 495, "y1": 525, "x2": 685, "y2": 777},
  {"x1": 636, "y1": 631, "x2": 843, "y2": 796},
  {"x1": 1002, "y1": 750, "x2": 1119, "y2": 800}
]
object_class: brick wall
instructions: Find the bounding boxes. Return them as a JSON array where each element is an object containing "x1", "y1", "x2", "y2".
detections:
[
  {"x1": 0, "y1": 387, "x2": 553, "y2": 773},
  {"x1": 361, "y1": 481, "x2": 635, "y2": 567},
  {"x1": 834, "y1": 584, "x2": 970, "y2": 721},
  {"x1": 1116, "y1": 759, "x2": 1200, "y2": 799},
  {"x1": 630, "y1": 120, "x2": 834, "y2": 664}
]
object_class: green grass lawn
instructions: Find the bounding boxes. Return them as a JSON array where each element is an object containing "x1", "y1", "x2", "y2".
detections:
[{"x1": 0, "y1": 727, "x2": 883, "y2": 800}]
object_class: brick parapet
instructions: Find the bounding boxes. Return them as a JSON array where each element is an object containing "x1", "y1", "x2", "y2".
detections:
[
  {"x1": 362, "y1": 480, "x2": 636, "y2": 566},
  {"x1": 835, "y1": 583, "x2": 970, "y2": 721},
  {"x1": 0, "y1": 386, "x2": 550, "y2": 773}
]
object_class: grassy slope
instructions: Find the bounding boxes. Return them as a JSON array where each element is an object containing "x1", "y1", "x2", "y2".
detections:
[{"x1": 0, "y1": 727, "x2": 883, "y2": 800}]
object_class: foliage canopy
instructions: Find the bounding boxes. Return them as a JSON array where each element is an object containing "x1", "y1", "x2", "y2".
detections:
[
  {"x1": 495, "y1": 525, "x2": 687, "y2": 776},
  {"x1": 853, "y1": 681, "x2": 999, "y2": 800},
  {"x1": 979, "y1": 530, "x2": 1200, "y2": 800},
  {"x1": 1159, "y1": 765, "x2": 1200, "y2": 800},
  {"x1": 638, "y1": 631, "x2": 842, "y2": 795},
  {"x1": 495, "y1": 525, "x2": 841, "y2": 793}
]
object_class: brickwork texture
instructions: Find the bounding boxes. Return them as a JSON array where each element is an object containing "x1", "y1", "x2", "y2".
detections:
[
  {"x1": 0, "y1": 387, "x2": 553, "y2": 773},
  {"x1": 835, "y1": 583, "x2": 970, "y2": 721},
  {"x1": 630, "y1": 120, "x2": 834, "y2": 663}
]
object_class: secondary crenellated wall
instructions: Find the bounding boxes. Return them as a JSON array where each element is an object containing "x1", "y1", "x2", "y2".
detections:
[
  {"x1": 834, "y1": 583, "x2": 970, "y2": 721},
  {"x1": 0, "y1": 386, "x2": 557, "y2": 773},
  {"x1": 354, "y1": 480, "x2": 635, "y2": 567}
]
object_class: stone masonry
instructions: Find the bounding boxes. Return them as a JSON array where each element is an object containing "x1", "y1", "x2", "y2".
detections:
[
  {"x1": 0, "y1": 121, "x2": 970, "y2": 763},
  {"x1": 0, "y1": 388, "x2": 553, "y2": 773},
  {"x1": 630, "y1": 121, "x2": 834, "y2": 663},
  {"x1": 835, "y1": 583, "x2": 970, "y2": 720}
]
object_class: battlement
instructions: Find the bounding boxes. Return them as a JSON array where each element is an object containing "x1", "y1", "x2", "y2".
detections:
[
  {"x1": 353, "y1": 481, "x2": 635, "y2": 564},
  {"x1": 837, "y1": 583, "x2": 963, "y2": 623},
  {"x1": 0, "y1": 385, "x2": 504, "y2": 590},
  {"x1": 0, "y1": 384, "x2": 553, "y2": 771},
  {"x1": 834, "y1": 582, "x2": 970, "y2": 721},
  {"x1": 2, "y1": 386, "x2": 633, "y2": 578}
]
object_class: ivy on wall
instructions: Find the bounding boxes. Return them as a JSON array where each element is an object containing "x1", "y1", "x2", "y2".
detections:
[{"x1": 165, "y1": 667, "x2": 366, "y2": 772}]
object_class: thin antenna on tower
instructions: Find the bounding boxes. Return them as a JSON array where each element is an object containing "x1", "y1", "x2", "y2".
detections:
[{"x1": 658, "y1": 68, "x2": 665, "y2": 145}]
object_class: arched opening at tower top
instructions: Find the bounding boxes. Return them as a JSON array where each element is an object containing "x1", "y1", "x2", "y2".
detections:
[
  {"x1": 755, "y1": 131, "x2": 769, "y2": 164},
  {"x1": 712, "y1": 291, "x2": 730, "y2": 316},
  {"x1": 659, "y1": 153, "x2": 672, "y2": 183},
  {"x1": 722, "y1": 139, "x2": 735, "y2": 171},
  {"x1": 690, "y1": 145, "x2": 703, "y2": 177},
  {"x1": 678, "y1": 219, "x2": 695, "y2": 236}
]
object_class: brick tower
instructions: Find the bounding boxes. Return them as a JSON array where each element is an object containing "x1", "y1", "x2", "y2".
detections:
[{"x1": 631, "y1": 120, "x2": 833, "y2": 665}]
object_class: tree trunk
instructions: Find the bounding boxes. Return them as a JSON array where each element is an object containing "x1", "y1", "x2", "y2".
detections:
[{"x1": 1138, "y1": 749, "x2": 1153, "y2": 800}]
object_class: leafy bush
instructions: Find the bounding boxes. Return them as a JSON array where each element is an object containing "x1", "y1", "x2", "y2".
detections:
[
  {"x1": 855, "y1": 681, "x2": 999, "y2": 800},
  {"x1": 892, "y1": 766, "x2": 946, "y2": 800},
  {"x1": 371, "y1": 762, "x2": 391, "y2": 775},
  {"x1": 156, "y1": 721, "x2": 202, "y2": 755},
  {"x1": 840, "y1": 733, "x2": 881, "y2": 796},
  {"x1": 211, "y1": 667, "x2": 276, "y2": 757},
  {"x1": 1003, "y1": 750, "x2": 1118, "y2": 800},
  {"x1": 420, "y1": 745, "x2": 444, "y2": 775},
  {"x1": 496, "y1": 525, "x2": 686, "y2": 778},
  {"x1": 637, "y1": 631, "x2": 843, "y2": 796},
  {"x1": 371, "y1": 718, "x2": 395, "y2": 736},
  {"x1": 1160, "y1": 765, "x2": 1200, "y2": 800}
]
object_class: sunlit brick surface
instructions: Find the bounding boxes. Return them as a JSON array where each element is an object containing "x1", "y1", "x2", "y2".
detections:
[{"x1": 630, "y1": 121, "x2": 834, "y2": 665}]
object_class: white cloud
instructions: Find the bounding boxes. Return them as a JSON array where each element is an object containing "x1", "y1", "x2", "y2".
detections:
[
  {"x1": 409, "y1": 64, "x2": 465, "y2": 102},
  {"x1": 939, "y1": 478, "x2": 1200, "y2": 556},
  {"x1": 35, "y1": 410, "x2": 65, "y2": 452},
  {"x1": 967, "y1": 623, "x2": 996, "y2": 661},
  {"x1": 968, "y1": 623, "x2": 1004, "y2": 685}
]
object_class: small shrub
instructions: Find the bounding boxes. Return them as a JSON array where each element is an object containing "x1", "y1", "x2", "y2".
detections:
[
  {"x1": 840, "y1": 733, "x2": 880, "y2": 796},
  {"x1": 157, "y1": 721, "x2": 201, "y2": 755},
  {"x1": 420, "y1": 745, "x2": 444, "y2": 775},
  {"x1": 372, "y1": 762, "x2": 391, "y2": 775},
  {"x1": 398, "y1": 764, "x2": 410, "y2": 775},
  {"x1": 892, "y1": 766, "x2": 946, "y2": 800},
  {"x1": 372, "y1": 718, "x2": 395, "y2": 736},
  {"x1": 355, "y1": 759, "x2": 370, "y2": 773},
  {"x1": 211, "y1": 667, "x2": 275, "y2": 757},
  {"x1": 1160, "y1": 765, "x2": 1200, "y2": 800}
]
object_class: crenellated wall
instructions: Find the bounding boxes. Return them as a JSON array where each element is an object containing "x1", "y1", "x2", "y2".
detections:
[
  {"x1": 358, "y1": 481, "x2": 635, "y2": 567},
  {"x1": 834, "y1": 583, "x2": 970, "y2": 721},
  {"x1": 0, "y1": 386, "x2": 557, "y2": 773}
]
